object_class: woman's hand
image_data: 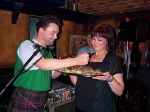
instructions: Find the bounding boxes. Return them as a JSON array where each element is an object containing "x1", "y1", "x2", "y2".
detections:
[
  {"x1": 93, "y1": 72, "x2": 124, "y2": 96},
  {"x1": 92, "y1": 72, "x2": 113, "y2": 82}
]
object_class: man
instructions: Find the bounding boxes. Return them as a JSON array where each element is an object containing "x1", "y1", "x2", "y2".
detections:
[{"x1": 7, "y1": 16, "x2": 89, "y2": 112}]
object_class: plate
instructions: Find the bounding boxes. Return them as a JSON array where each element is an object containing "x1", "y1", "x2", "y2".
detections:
[{"x1": 59, "y1": 66, "x2": 102, "y2": 77}]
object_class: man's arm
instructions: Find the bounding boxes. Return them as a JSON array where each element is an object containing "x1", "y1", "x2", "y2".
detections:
[
  {"x1": 18, "y1": 40, "x2": 89, "y2": 71},
  {"x1": 35, "y1": 53, "x2": 89, "y2": 70}
]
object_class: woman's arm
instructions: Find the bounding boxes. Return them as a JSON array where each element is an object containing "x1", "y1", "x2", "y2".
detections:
[
  {"x1": 51, "y1": 71, "x2": 62, "y2": 79},
  {"x1": 69, "y1": 75, "x2": 78, "y2": 85},
  {"x1": 93, "y1": 72, "x2": 124, "y2": 96},
  {"x1": 107, "y1": 73, "x2": 124, "y2": 96}
]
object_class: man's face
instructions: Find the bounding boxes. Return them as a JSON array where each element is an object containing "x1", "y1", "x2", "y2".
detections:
[{"x1": 41, "y1": 23, "x2": 59, "y2": 46}]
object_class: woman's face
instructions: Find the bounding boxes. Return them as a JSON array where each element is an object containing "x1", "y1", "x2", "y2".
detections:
[{"x1": 91, "y1": 36, "x2": 108, "y2": 52}]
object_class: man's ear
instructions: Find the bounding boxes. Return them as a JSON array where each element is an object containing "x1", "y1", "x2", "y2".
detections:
[{"x1": 39, "y1": 27, "x2": 45, "y2": 33}]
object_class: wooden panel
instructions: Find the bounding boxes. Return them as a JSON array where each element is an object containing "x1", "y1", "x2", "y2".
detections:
[
  {"x1": 0, "y1": 10, "x2": 28, "y2": 67},
  {"x1": 56, "y1": 21, "x2": 86, "y2": 58}
]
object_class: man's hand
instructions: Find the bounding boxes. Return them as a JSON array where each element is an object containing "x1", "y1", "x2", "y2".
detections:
[{"x1": 76, "y1": 53, "x2": 89, "y2": 65}]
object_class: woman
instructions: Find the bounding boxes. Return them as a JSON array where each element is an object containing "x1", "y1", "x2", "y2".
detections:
[{"x1": 70, "y1": 24, "x2": 124, "y2": 112}]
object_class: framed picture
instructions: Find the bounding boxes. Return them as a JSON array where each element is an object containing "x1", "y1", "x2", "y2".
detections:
[{"x1": 69, "y1": 34, "x2": 89, "y2": 56}]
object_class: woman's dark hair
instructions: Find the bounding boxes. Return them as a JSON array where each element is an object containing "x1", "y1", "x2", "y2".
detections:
[
  {"x1": 36, "y1": 15, "x2": 62, "y2": 32},
  {"x1": 90, "y1": 24, "x2": 117, "y2": 52}
]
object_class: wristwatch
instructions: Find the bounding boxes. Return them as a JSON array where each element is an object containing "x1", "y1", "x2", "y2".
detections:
[{"x1": 107, "y1": 76, "x2": 114, "y2": 82}]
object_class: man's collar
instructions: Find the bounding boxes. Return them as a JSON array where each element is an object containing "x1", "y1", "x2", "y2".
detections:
[{"x1": 32, "y1": 39, "x2": 46, "y2": 48}]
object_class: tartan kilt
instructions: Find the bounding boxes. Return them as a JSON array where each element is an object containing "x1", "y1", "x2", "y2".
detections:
[{"x1": 7, "y1": 87, "x2": 48, "y2": 112}]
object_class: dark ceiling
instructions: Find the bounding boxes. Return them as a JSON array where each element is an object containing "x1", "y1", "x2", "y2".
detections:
[
  {"x1": 0, "y1": 0, "x2": 66, "y2": 9},
  {"x1": 0, "y1": 0, "x2": 150, "y2": 23},
  {"x1": 0, "y1": 0, "x2": 100, "y2": 23}
]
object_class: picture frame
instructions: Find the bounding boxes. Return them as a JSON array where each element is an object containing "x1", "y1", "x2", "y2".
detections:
[{"x1": 69, "y1": 34, "x2": 89, "y2": 56}]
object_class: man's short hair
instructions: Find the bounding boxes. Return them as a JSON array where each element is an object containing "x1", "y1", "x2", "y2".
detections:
[{"x1": 36, "y1": 15, "x2": 62, "y2": 32}]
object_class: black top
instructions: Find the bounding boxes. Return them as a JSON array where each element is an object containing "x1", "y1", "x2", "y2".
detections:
[{"x1": 75, "y1": 52, "x2": 122, "y2": 112}]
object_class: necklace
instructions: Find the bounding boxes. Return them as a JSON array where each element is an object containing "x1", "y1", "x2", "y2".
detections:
[{"x1": 90, "y1": 51, "x2": 108, "y2": 62}]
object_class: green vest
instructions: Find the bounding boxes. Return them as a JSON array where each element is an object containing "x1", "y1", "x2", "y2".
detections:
[{"x1": 13, "y1": 47, "x2": 53, "y2": 92}]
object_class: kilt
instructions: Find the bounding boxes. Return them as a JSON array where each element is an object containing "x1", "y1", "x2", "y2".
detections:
[{"x1": 7, "y1": 87, "x2": 48, "y2": 112}]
